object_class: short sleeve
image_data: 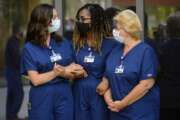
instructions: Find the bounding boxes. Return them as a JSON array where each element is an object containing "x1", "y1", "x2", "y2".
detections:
[
  {"x1": 104, "y1": 38, "x2": 121, "y2": 59},
  {"x1": 140, "y1": 48, "x2": 159, "y2": 80},
  {"x1": 104, "y1": 46, "x2": 121, "y2": 80},
  {"x1": 21, "y1": 47, "x2": 38, "y2": 75}
]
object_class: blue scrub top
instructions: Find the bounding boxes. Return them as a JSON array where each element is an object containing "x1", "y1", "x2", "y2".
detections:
[
  {"x1": 21, "y1": 38, "x2": 74, "y2": 84},
  {"x1": 75, "y1": 38, "x2": 120, "y2": 80},
  {"x1": 105, "y1": 42, "x2": 159, "y2": 117}
]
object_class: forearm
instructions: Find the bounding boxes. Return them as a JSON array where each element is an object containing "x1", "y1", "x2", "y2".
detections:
[
  {"x1": 104, "y1": 88, "x2": 113, "y2": 103},
  {"x1": 96, "y1": 77, "x2": 109, "y2": 95},
  {"x1": 105, "y1": 89, "x2": 112, "y2": 97},
  {"x1": 74, "y1": 70, "x2": 84, "y2": 78},
  {"x1": 28, "y1": 70, "x2": 57, "y2": 86},
  {"x1": 121, "y1": 79, "x2": 155, "y2": 106}
]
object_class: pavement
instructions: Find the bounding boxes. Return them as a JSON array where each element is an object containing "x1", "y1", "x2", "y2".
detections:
[{"x1": 0, "y1": 85, "x2": 30, "y2": 120}]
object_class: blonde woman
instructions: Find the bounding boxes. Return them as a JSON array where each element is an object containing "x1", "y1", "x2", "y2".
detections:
[{"x1": 103, "y1": 10, "x2": 159, "y2": 120}]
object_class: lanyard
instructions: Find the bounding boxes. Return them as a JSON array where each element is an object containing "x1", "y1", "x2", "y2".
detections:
[
  {"x1": 48, "y1": 46, "x2": 62, "y2": 63},
  {"x1": 115, "y1": 55, "x2": 125, "y2": 74},
  {"x1": 84, "y1": 47, "x2": 95, "y2": 63}
]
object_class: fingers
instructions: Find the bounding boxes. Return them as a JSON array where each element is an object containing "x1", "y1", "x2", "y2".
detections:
[
  {"x1": 54, "y1": 64, "x2": 63, "y2": 71},
  {"x1": 70, "y1": 63, "x2": 83, "y2": 70},
  {"x1": 70, "y1": 68, "x2": 88, "y2": 77},
  {"x1": 71, "y1": 69, "x2": 82, "y2": 74},
  {"x1": 108, "y1": 106, "x2": 119, "y2": 112},
  {"x1": 108, "y1": 101, "x2": 115, "y2": 108},
  {"x1": 98, "y1": 90, "x2": 105, "y2": 96},
  {"x1": 84, "y1": 71, "x2": 88, "y2": 77},
  {"x1": 54, "y1": 63, "x2": 87, "y2": 79},
  {"x1": 53, "y1": 63, "x2": 65, "y2": 77},
  {"x1": 108, "y1": 101, "x2": 126, "y2": 112},
  {"x1": 107, "y1": 102, "x2": 120, "y2": 112},
  {"x1": 54, "y1": 63, "x2": 63, "y2": 69},
  {"x1": 96, "y1": 86, "x2": 106, "y2": 95},
  {"x1": 100, "y1": 90, "x2": 106, "y2": 95},
  {"x1": 96, "y1": 81, "x2": 109, "y2": 95}
]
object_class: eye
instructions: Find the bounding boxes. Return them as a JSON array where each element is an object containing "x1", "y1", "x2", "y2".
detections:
[{"x1": 78, "y1": 16, "x2": 91, "y2": 22}]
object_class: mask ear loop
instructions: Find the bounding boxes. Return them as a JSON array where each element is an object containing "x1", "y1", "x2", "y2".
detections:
[{"x1": 48, "y1": 19, "x2": 52, "y2": 27}]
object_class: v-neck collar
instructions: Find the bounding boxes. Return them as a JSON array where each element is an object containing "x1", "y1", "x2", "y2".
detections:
[
  {"x1": 46, "y1": 39, "x2": 57, "y2": 50},
  {"x1": 121, "y1": 41, "x2": 143, "y2": 60}
]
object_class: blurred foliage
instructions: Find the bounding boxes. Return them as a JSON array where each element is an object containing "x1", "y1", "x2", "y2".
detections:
[
  {"x1": 64, "y1": 0, "x2": 109, "y2": 20},
  {"x1": 146, "y1": 6, "x2": 180, "y2": 38}
]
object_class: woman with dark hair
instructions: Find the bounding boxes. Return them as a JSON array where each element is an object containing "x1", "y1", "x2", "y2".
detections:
[
  {"x1": 21, "y1": 4, "x2": 86, "y2": 120},
  {"x1": 104, "y1": 7, "x2": 121, "y2": 38},
  {"x1": 72, "y1": 3, "x2": 119, "y2": 120}
]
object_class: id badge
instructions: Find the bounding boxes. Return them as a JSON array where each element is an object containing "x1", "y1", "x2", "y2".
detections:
[
  {"x1": 115, "y1": 64, "x2": 124, "y2": 74},
  {"x1": 50, "y1": 53, "x2": 62, "y2": 63},
  {"x1": 84, "y1": 53, "x2": 95, "y2": 63}
]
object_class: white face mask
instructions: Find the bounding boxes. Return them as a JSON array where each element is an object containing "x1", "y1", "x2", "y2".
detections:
[
  {"x1": 48, "y1": 18, "x2": 61, "y2": 33},
  {"x1": 113, "y1": 29, "x2": 124, "y2": 43}
]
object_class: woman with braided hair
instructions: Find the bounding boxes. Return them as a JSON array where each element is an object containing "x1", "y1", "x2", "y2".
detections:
[{"x1": 72, "y1": 3, "x2": 120, "y2": 120}]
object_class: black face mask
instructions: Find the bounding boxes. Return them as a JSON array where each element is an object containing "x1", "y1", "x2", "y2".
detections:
[{"x1": 76, "y1": 22, "x2": 91, "y2": 38}]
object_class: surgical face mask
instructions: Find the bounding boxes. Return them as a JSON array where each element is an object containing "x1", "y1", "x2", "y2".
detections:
[
  {"x1": 113, "y1": 29, "x2": 124, "y2": 43},
  {"x1": 48, "y1": 18, "x2": 61, "y2": 33}
]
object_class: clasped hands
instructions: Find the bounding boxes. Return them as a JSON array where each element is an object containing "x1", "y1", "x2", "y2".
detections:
[
  {"x1": 96, "y1": 77, "x2": 127, "y2": 112},
  {"x1": 53, "y1": 62, "x2": 88, "y2": 80}
]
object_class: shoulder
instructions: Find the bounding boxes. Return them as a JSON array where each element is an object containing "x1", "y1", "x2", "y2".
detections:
[
  {"x1": 22, "y1": 42, "x2": 39, "y2": 55},
  {"x1": 23, "y1": 42, "x2": 34, "y2": 51},
  {"x1": 140, "y1": 42, "x2": 158, "y2": 63},
  {"x1": 55, "y1": 38, "x2": 73, "y2": 47},
  {"x1": 103, "y1": 37, "x2": 120, "y2": 45},
  {"x1": 102, "y1": 37, "x2": 122, "y2": 50},
  {"x1": 106, "y1": 44, "x2": 122, "y2": 60},
  {"x1": 140, "y1": 42, "x2": 155, "y2": 54},
  {"x1": 105, "y1": 45, "x2": 121, "y2": 68},
  {"x1": 111, "y1": 44, "x2": 122, "y2": 54}
]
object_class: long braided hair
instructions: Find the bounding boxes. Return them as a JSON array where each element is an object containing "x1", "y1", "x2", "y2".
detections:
[{"x1": 73, "y1": 4, "x2": 111, "y2": 53}]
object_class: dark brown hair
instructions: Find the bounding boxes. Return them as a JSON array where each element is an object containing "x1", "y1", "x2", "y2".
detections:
[
  {"x1": 26, "y1": 4, "x2": 61, "y2": 46},
  {"x1": 105, "y1": 7, "x2": 121, "y2": 36}
]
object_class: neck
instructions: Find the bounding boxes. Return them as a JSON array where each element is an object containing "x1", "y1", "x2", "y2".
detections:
[
  {"x1": 123, "y1": 37, "x2": 141, "y2": 55},
  {"x1": 87, "y1": 33, "x2": 93, "y2": 47},
  {"x1": 46, "y1": 34, "x2": 51, "y2": 47}
]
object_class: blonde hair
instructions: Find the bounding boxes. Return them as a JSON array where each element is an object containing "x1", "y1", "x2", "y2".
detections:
[{"x1": 114, "y1": 9, "x2": 142, "y2": 40}]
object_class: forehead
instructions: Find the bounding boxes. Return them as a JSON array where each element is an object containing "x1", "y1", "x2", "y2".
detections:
[{"x1": 79, "y1": 9, "x2": 91, "y2": 17}]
